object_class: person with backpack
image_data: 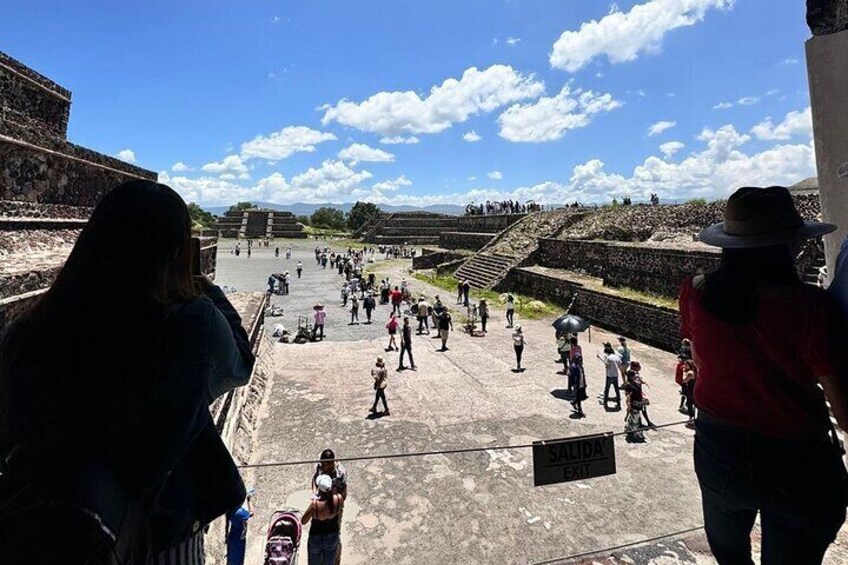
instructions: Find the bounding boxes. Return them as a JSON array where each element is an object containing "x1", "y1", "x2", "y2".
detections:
[
  {"x1": 0, "y1": 181, "x2": 255, "y2": 563},
  {"x1": 369, "y1": 356, "x2": 390, "y2": 416},
  {"x1": 385, "y1": 313, "x2": 399, "y2": 351},
  {"x1": 680, "y1": 186, "x2": 848, "y2": 564},
  {"x1": 302, "y1": 475, "x2": 344, "y2": 565},
  {"x1": 225, "y1": 495, "x2": 254, "y2": 565},
  {"x1": 437, "y1": 310, "x2": 453, "y2": 352}
]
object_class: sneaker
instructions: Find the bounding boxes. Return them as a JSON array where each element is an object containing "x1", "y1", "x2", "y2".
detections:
[
  {"x1": 384, "y1": 410, "x2": 390, "y2": 416},
  {"x1": 369, "y1": 407, "x2": 376, "y2": 413},
  {"x1": 411, "y1": 366, "x2": 417, "y2": 371}
]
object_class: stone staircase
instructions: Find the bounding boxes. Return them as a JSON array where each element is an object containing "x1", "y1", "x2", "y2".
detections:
[
  {"x1": 453, "y1": 252, "x2": 516, "y2": 290},
  {"x1": 452, "y1": 208, "x2": 593, "y2": 290}
]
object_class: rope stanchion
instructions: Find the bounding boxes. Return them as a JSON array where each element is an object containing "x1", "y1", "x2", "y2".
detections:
[
  {"x1": 527, "y1": 525, "x2": 706, "y2": 565},
  {"x1": 236, "y1": 419, "x2": 692, "y2": 469}
]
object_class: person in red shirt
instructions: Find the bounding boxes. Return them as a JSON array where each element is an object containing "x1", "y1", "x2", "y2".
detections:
[
  {"x1": 390, "y1": 286, "x2": 403, "y2": 317},
  {"x1": 680, "y1": 186, "x2": 848, "y2": 565}
]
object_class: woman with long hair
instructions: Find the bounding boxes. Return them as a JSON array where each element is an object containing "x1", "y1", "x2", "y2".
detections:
[
  {"x1": 0, "y1": 180, "x2": 255, "y2": 563},
  {"x1": 303, "y1": 474, "x2": 345, "y2": 565},
  {"x1": 680, "y1": 186, "x2": 848, "y2": 564}
]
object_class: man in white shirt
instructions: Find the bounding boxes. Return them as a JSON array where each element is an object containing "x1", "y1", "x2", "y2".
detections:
[{"x1": 597, "y1": 342, "x2": 622, "y2": 410}]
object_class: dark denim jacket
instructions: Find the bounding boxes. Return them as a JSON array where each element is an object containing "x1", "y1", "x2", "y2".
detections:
[{"x1": 149, "y1": 285, "x2": 255, "y2": 548}]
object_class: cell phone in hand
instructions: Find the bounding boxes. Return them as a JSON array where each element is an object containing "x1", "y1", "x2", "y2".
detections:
[{"x1": 191, "y1": 237, "x2": 202, "y2": 276}]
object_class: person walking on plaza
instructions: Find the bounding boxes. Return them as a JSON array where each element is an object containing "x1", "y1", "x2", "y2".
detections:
[
  {"x1": 302, "y1": 475, "x2": 344, "y2": 565},
  {"x1": 312, "y1": 304, "x2": 326, "y2": 341},
  {"x1": 386, "y1": 313, "x2": 399, "y2": 351},
  {"x1": 275, "y1": 246, "x2": 280, "y2": 258},
  {"x1": 283, "y1": 271, "x2": 290, "y2": 295},
  {"x1": 437, "y1": 310, "x2": 453, "y2": 351},
  {"x1": 680, "y1": 185, "x2": 847, "y2": 565},
  {"x1": 391, "y1": 286, "x2": 403, "y2": 317},
  {"x1": 416, "y1": 296, "x2": 430, "y2": 334},
  {"x1": 674, "y1": 355, "x2": 688, "y2": 413},
  {"x1": 311, "y1": 449, "x2": 348, "y2": 501},
  {"x1": 598, "y1": 342, "x2": 622, "y2": 411},
  {"x1": 682, "y1": 359, "x2": 697, "y2": 427},
  {"x1": 569, "y1": 353, "x2": 587, "y2": 417},
  {"x1": 341, "y1": 284, "x2": 349, "y2": 307},
  {"x1": 478, "y1": 299, "x2": 489, "y2": 334},
  {"x1": 225, "y1": 495, "x2": 254, "y2": 565},
  {"x1": 370, "y1": 356, "x2": 390, "y2": 416},
  {"x1": 398, "y1": 317, "x2": 416, "y2": 371},
  {"x1": 557, "y1": 333, "x2": 570, "y2": 374},
  {"x1": 462, "y1": 280, "x2": 471, "y2": 307},
  {"x1": 623, "y1": 371, "x2": 646, "y2": 443},
  {"x1": 349, "y1": 294, "x2": 360, "y2": 325},
  {"x1": 297, "y1": 261, "x2": 303, "y2": 278},
  {"x1": 456, "y1": 280, "x2": 463, "y2": 304},
  {"x1": 512, "y1": 325, "x2": 525, "y2": 371},
  {"x1": 363, "y1": 291, "x2": 376, "y2": 324},
  {"x1": 505, "y1": 294, "x2": 515, "y2": 328},
  {"x1": 616, "y1": 336, "x2": 631, "y2": 383}
]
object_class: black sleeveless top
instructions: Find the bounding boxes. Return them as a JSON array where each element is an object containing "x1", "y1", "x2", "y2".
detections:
[{"x1": 309, "y1": 497, "x2": 341, "y2": 536}]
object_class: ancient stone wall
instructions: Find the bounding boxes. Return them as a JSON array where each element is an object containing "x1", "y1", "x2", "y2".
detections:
[
  {"x1": 0, "y1": 138, "x2": 156, "y2": 205},
  {"x1": 536, "y1": 239, "x2": 721, "y2": 297},
  {"x1": 498, "y1": 268, "x2": 681, "y2": 352},
  {"x1": 412, "y1": 248, "x2": 469, "y2": 270},
  {"x1": 0, "y1": 51, "x2": 71, "y2": 140},
  {"x1": 439, "y1": 231, "x2": 495, "y2": 251},
  {"x1": 455, "y1": 214, "x2": 524, "y2": 233}
]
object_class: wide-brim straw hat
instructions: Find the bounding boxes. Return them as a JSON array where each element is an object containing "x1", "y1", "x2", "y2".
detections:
[
  {"x1": 314, "y1": 303, "x2": 324, "y2": 309},
  {"x1": 698, "y1": 186, "x2": 836, "y2": 248}
]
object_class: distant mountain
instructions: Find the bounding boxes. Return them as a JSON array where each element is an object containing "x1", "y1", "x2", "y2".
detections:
[{"x1": 203, "y1": 201, "x2": 465, "y2": 216}]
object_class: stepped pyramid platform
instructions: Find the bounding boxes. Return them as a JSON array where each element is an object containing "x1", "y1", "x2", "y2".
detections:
[
  {"x1": 213, "y1": 209, "x2": 306, "y2": 239},
  {"x1": 0, "y1": 50, "x2": 219, "y2": 328}
]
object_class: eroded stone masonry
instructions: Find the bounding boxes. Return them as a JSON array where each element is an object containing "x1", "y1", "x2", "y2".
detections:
[{"x1": 0, "y1": 50, "x2": 218, "y2": 327}]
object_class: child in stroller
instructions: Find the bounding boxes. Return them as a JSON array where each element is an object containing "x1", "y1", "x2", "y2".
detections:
[{"x1": 264, "y1": 509, "x2": 303, "y2": 565}]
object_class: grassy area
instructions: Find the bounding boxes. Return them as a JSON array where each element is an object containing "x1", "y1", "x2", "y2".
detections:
[
  {"x1": 613, "y1": 287, "x2": 677, "y2": 309},
  {"x1": 411, "y1": 272, "x2": 561, "y2": 320}
]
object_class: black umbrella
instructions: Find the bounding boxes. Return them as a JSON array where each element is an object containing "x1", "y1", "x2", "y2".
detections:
[{"x1": 552, "y1": 314, "x2": 590, "y2": 334}]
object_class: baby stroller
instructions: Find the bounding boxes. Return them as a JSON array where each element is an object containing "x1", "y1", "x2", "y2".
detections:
[{"x1": 264, "y1": 509, "x2": 303, "y2": 565}]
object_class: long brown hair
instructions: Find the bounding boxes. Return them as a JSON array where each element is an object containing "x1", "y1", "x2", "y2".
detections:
[{"x1": 0, "y1": 180, "x2": 200, "y2": 449}]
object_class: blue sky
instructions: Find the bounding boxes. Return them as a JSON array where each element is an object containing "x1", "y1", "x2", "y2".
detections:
[{"x1": 2, "y1": 0, "x2": 814, "y2": 207}]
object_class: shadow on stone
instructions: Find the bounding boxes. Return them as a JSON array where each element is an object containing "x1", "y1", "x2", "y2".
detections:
[{"x1": 550, "y1": 389, "x2": 574, "y2": 401}]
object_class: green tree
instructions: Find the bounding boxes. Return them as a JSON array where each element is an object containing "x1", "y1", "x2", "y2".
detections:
[
  {"x1": 311, "y1": 207, "x2": 346, "y2": 230},
  {"x1": 187, "y1": 202, "x2": 215, "y2": 228},
  {"x1": 227, "y1": 201, "x2": 255, "y2": 213},
  {"x1": 346, "y1": 201, "x2": 380, "y2": 231},
  {"x1": 297, "y1": 215, "x2": 311, "y2": 226}
]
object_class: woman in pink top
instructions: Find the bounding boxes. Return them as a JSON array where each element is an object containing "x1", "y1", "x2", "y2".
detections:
[
  {"x1": 385, "y1": 314, "x2": 399, "y2": 351},
  {"x1": 312, "y1": 304, "x2": 326, "y2": 341}
]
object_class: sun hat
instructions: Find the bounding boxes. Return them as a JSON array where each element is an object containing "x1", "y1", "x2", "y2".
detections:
[
  {"x1": 315, "y1": 474, "x2": 333, "y2": 493},
  {"x1": 698, "y1": 186, "x2": 836, "y2": 248}
]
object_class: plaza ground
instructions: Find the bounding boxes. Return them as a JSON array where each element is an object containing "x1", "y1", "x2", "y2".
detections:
[{"x1": 213, "y1": 239, "x2": 847, "y2": 565}]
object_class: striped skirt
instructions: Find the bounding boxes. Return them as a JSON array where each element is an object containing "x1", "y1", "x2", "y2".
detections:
[{"x1": 153, "y1": 531, "x2": 205, "y2": 565}]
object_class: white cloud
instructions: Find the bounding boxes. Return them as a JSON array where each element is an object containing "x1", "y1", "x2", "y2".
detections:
[
  {"x1": 659, "y1": 141, "x2": 685, "y2": 158},
  {"x1": 751, "y1": 106, "x2": 812, "y2": 141},
  {"x1": 737, "y1": 96, "x2": 760, "y2": 106},
  {"x1": 338, "y1": 143, "x2": 395, "y2": 165},
  {"x1": 171, "y1": 161, "x2": 192, "y2": 172},
  {"x1": 240, "y1": 126, "x2": 337, "y2": 161},
  {"x1": 506, "y1": 37, "x2": 521, "y2": 46},
  {"x1": 488, "y1": 170, "x2": 503, "y2": 180},
  {"x1": 498, "y1": 85, "x2": 621, "y2": 142},
  {"x1": 766, "y1": 89, "x2": 780, "y2": 97},
  {"x1": 648, "y1": 120, "x2": 676, "y2": 136},
  {"x1": 117, "y1": 149, "x2": 136, "y2": 163},
  {"x1": 467, "y1": 176, "x2": 477, "y2": 181},
  {"x1": 379, "y1": 135, "x2": 420, "y2": 145},
  {"x1": 463, "y1": 131, "x2": 482, "y2": 142},
  {"x1": 219, "y1": 173, "x2": 236, "y2": 181},
  {"x1": 321, "y1": 65, "x2": 545, "y2": 135},
  {"x1": 780, "y1": 58, "x2": 799, "y2": 65},
  {"x1": 372, "y1": 175, "x2": 412, "y2": 192},
  {"x1": 550, "y1": 0, "x2": 733, "y2": 72},
  {"x1": 713, "y1": 102, "x2": 733, "y2": 110},
  {"x1": 290, "y1": 160, "x2": 373, "y2": 199},
  {"x1": 201, "y1": 154, "x2": 249, "y2": 176}
]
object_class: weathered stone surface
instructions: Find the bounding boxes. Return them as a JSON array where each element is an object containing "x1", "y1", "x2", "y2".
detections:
[
  {"x1": 0, "y1": 51, "x2": 71, "y2": 139},
  {"x1": 808, "y1": 0, "x2": 848, "y2": 35},
  {"x1": 439, "y1": 231, "x2": 495, "y2": 251}
]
